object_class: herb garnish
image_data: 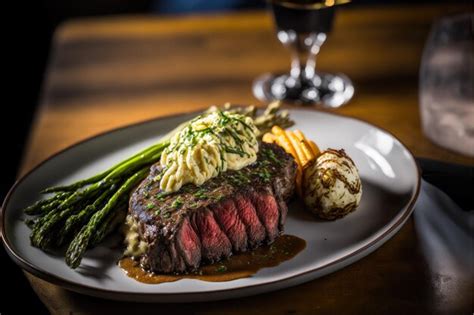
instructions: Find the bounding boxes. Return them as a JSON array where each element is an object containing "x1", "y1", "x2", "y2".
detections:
[
  {"x1": 194, "y1": 189, "x2": 208, "y2": 200},
  {"x1": 262, "y1": 148, "x2": 282, "y2": 166},
  {"x1": 155, "y1": 191, "x2": 169, "y2": 200},
  {"x1": 258, "y1": 168, "x2": 272, "y2": 182},
  {"x1": 172, "y1": 197, "x2": 183, "y2": 209}
]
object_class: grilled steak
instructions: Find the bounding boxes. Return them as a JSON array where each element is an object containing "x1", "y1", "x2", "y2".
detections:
[{"x1": 128, "y1": 142, "x2": 297, "y2": 273}]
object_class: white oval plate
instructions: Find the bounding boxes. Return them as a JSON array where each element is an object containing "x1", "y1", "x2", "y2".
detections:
[{"x1": 1, "y1": 109, "x2": 420, "y2": 302}]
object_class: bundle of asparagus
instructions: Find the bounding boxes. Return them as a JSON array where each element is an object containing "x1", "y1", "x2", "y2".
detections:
[{"x1": 23, "y1": 102, "x2": 294, "y2": 269}]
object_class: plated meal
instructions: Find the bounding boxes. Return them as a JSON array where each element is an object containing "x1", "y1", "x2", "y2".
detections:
[
  {"x1": 1, "y1": 106, "x2": 419, "y2": 301},
  {"x1": 20, "y1": 102, "x2": 362, "y2": 281}
]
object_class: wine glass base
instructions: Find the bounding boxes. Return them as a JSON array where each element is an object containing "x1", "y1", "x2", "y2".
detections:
[{"x1": 253, "y1": 72, "x2": 354, "y2": 108}]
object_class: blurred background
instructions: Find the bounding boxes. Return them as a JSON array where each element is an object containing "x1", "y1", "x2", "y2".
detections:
[{"x1": 2, "y1": 0, "x2": 471, "y2": 314}]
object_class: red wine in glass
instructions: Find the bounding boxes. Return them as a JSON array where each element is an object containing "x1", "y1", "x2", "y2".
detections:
[{"x1": 272, "y1": 0, "x2": 335, "y2": 33}]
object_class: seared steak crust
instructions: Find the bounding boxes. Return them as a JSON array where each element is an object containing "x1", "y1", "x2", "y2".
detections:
[{"x1": 129, "y1": 142, "x2": 297, "y2": 273}]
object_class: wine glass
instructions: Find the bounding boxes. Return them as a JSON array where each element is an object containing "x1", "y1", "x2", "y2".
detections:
[
  {"x1": 419, "y1": 13, "x2": 474, "y2": 156},
  {"x1": 253, "y1": 0, "x2": 354, "y2": 107}
]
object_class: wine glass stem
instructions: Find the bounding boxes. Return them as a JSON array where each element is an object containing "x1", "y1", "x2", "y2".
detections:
[{"x1": 287, "y1": 32, "x2": 327, "y2": 81}]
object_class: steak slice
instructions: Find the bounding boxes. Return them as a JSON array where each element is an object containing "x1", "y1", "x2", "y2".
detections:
[
  {"x1": 233, "y1": 195, "x2": 266, "y2": 248},
  {"x1": 250, "y1": 188, "x2": 281, "y2": 241},
  {"x1": 192, "y1": 208, "x2": 232, "y2": 263},
  {"x1": 175, "y1": 217, "x2": 201, "y2": 269},
  {"x1": 128, "y1": 142, "x2": 297, "y2": 273},
  {"x1": 210, "y1": 200, "x2": 248, "y2": 252}
]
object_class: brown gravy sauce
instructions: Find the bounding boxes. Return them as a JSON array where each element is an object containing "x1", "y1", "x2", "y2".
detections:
[{"x1": 119, "y1": 234, "x2": 306, "y2": 284}]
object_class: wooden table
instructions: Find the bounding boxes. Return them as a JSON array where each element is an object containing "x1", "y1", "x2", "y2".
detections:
[{"x1": 19, "y1": 4, "x2": 473, "y2": 314}]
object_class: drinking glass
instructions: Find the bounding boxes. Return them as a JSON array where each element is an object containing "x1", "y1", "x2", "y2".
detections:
[
  {"x1": 253, "y1": 0, "x2": 353, "y2": 107},
  {"x1": 419, "y1": 14, "x2": 473, "y2": 157}
]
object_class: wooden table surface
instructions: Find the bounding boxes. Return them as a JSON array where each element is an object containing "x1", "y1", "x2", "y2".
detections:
[{"x1": 18, "y1": 4, "x2": 473, "y2": 315}]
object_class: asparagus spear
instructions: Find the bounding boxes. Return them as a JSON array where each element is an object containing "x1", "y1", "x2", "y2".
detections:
[
  {"x1": 41, "y1": 143, "x2": 164, "y2": 194},
  {"x1": 42, "y1": 117, "x2": 189, "y2": 195},
  {"x1": 253, "y1": 101, "x2": 293, "y2": 136},
  {"x1": 31, "y1": 206, "x2": 78, "y2": 249},
  {"x1": 25, "y1": 218, "x2": 37, "y2": 229},
  {"x1": 23, "y1": 192, "x2": 70, "y2": 215},
  {"x1": 41, "y1": 145, "x2": 165, "y2": 208},
  {"x1": 57, "y1": 184, "x2": 118, "y2": 246},
  {"x1": 90, "y1": 203, "x2": 127, "y2": 247},
  {"x1": 65, "y1": 168, "x2": 149, "y2": 268},
  {"x1": 29, "y1": 207, "x2": 62, "y2": 246}
]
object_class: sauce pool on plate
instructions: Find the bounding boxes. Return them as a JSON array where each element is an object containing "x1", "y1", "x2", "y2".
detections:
[{"x1": 119, "y1": 234, "x2": 306, "y2": 284}]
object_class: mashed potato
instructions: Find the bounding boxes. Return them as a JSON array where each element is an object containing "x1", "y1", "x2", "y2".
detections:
[
  {"x1": 159, "y1": 110, "x2": 259, "y2": 192},
  {"x1": 123, "y1": 215, "x2": 148, "y2": 257}
]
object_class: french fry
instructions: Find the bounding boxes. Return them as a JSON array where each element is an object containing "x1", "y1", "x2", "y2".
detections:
[
  {"x1": 264, "y1": 125, "x2": 321, "y2": 197},
  {"x1": 308, "y1": 140, "x2": 321, "y2": 157},
  {"x1": 293, "y1": 130, "x2": 306, "y2": 142},
  {"x1": 295, "y1": 136, "x2": 315, "y2": 161},
  {"x1": 286, "y1": 130, "x2": 309, "y2": 167},
  {"x1": 276, "y1": 134, "x2": 301, "y2": 167},
  {"x1": 271, "y1": 125, "x2": 285, "y2": 136},
  {"x1": 300, "y1": 141, "x2": 315, "y2": 161},
  {"x1": 262, "y1": 133, "x2": 276, "y2": 143},
  {"x1": 294, "y1": 130, "x2": 318, "y2": 159}
]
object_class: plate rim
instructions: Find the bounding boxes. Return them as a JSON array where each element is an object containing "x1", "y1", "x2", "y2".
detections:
[{"x1": 0, "y1": 108, "x2": 421, "y2": 298}]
